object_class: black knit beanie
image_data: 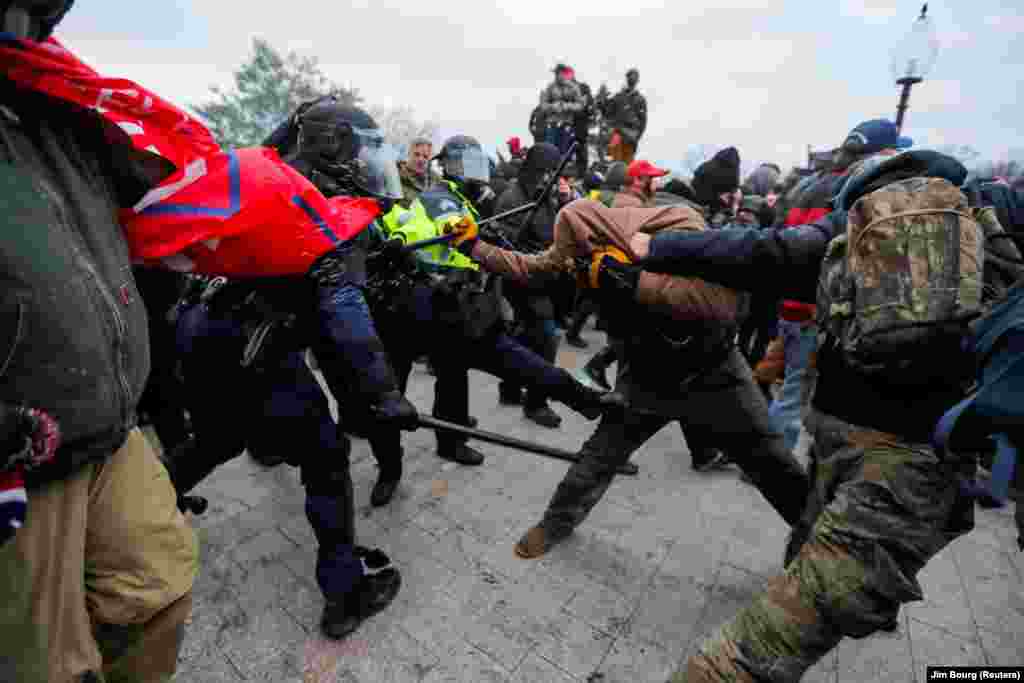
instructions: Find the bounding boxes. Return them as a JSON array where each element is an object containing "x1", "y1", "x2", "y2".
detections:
[{"x1": 692, "y1": 147, "x2": 741, "y2": 205}]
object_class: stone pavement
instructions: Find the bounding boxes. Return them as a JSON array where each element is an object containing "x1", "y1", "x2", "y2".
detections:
[{"x1": 169, "y1": 330, "x2": 1024, "y2": 682}]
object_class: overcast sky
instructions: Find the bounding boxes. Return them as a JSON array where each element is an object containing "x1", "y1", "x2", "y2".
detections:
[{"x1": 58, "y1": 1, "x2": 1022, "y2": 173}]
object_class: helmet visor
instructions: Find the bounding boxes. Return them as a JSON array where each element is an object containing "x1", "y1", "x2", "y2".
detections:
[
  {"x1": 353, "y1": 128, "x2": 403, "y2": 199},
  {"x1": 445, "y1": 147, "x2": 491, "y2": 184}
]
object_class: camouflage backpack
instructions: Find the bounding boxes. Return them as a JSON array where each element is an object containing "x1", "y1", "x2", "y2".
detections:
[{"x1": 819, "y1": 176, "x2": 984, "y2": 384}]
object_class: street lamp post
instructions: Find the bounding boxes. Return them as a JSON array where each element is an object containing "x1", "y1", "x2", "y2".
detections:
[{"x1": 890, "y1": 4, "x2": 940, "y2": 134}]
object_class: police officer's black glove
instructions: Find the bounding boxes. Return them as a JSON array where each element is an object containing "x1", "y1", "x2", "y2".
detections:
[
  {"x1": 370, "y1": 391, "x2": 419, "y2": 432},
  {"x1": 367, "y1": 238, "x2": 418, "y2": 275}
]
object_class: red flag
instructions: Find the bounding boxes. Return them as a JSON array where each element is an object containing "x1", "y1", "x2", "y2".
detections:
[{"x1": 0, "y1": 36, "x2": 378, "y2": 277}]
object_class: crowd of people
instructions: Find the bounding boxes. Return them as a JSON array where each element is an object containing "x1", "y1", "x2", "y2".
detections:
[{"x1": 1, "y1": 5, "x2": 1022, "y2": 682}]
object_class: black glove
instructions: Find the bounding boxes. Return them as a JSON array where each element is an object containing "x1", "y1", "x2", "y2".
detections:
[
  {"x1": 596, "y1": 255, "x2": 641, "y2": 305},
  {"x1": 370, "y1": 391, "x2": 419, "y2": 432},
  {"x1": 367, "y1": 238, "x2": 418, "y2": 275}
]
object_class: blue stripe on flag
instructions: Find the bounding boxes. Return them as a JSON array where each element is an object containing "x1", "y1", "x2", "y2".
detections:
[
  {"x1": 291, "y1": 195, "x2": 341, "y2": 246},
  {"x1": 141, "y1": 152, "x2": 241, "y2": 217}
]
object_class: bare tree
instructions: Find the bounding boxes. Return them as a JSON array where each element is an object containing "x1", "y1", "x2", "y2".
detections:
[{"x1": 368, "y1": 105, "x2": 440, "y2": 158}]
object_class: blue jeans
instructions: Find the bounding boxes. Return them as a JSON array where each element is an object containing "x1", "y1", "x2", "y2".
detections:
[{"x1": 768, "y1": 319, "x2": 817, "y2": 453}]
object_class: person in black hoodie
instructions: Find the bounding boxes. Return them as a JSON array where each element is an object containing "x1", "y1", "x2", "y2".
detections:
[
  {"x1": 495, "y1": 143, "x2": 570, "y2": 427},
  {"x1": 691, "y1": 147, "x2": 742, "y2": 228},
  {"x1": 630, "y1": 150, "x2": 982, "y2": 683}
]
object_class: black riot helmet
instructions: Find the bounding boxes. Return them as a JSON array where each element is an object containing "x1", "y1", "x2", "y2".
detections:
[
  {"x1": 517, "y1": 142, "x2": 560, "y2": 198},
  {"x1": 2, "y1": 0, "x2": 73, "y2": 41},
  {"x1": 436, "y1": 135, "x2": 490, "y2": 187},
  {"x1": 292, "y1": 99, "x2": 403, "y2": 201}
]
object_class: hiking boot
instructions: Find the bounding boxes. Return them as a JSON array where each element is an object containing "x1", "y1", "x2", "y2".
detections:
[
  {"x1": 438, "y1": 443, "x2": 485, "y2": 466},
  {"x1": 693, "y1": 450, "x2": 732, "y2": 473},
  {"x1": 565, "y1": 334, "x2": 589, "y2": 349},
  {"x1": 498, "y1": 384, "x2": 524, "y2": 405},
  {"x1": 320, "y1": 549, "x2": 401, "y2": 640},
  {"x1": 370, "y1": 471, "x2": 401, "y2": 507},
  {"x1": 514, "y1": 524, "x2": 573, "y2": 559},
  {"x1": 582, "y1": 360, "x2": 612, "y2": 392},
  {"x1": 524, "y1": 404, "x2": 562, "y2": 429}
]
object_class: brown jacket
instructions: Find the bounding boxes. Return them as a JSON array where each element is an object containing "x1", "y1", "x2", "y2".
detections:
[
  {"x1": 470, "y1": 195, "x2": 738, "y2": 324},
  {"x1": 397, "y1": 162, "x2": 438, "y2": 209}
]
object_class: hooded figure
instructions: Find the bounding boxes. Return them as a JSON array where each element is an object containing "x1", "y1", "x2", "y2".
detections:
[
  {"x1": 498, "y1": 142, "x2": 563, "y2": 248},
  {"x1": 744, "y1": 163, "x2": 782, "y2": 198},
  {"x1": 692, "y1": 147, "x2": 741, "y2": 225},
  {"x1": 493, "y1": 142, "x2": 575, "y2": 426},
  {"x1": 518, "y1": 143, "x2": 562, "y2": 200}
]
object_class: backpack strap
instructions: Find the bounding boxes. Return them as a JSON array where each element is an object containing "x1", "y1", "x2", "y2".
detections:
[{"x1": 987, "y1": 232, "x2": 1024, "y2": 265}]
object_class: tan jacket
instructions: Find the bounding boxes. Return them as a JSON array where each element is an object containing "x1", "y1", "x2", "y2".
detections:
[
  {"x1": 471, "y1": 196, "x2": 738, "y2": 324},
  {"x1": 397, "y1": 162, "x2": 438, "y2": 209}
]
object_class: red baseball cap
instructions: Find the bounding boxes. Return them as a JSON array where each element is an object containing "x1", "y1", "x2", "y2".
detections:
[{"x1": 627, "y1": 160, "x2": 669, "y2": 179}]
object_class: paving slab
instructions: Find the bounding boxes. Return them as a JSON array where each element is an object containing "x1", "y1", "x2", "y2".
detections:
[{"x1": 176, "y1": 329, "x2": 1024, "y2": 681}]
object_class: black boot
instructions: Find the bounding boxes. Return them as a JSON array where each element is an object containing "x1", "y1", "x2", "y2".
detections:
[
  {"x1": 498, "y1": 383, "x2": 524, "y2": 405},
  {"x1": 523, "y1": 403, "x2": 562, "y2": 429},
  {"x1": 438, "y1": 442, "x2": 485, "y2": 466},
  {"x1": 321, "y1": 548, "x2": 402, "y2": 640},
  {"x1": 559, "y1": 376, "x2": 608, "y2": 421},
  {"x1": 565, "y1": 333, "x2": 589, "y2": 349},
  {"x1": 582, "y1": 345, "x2": 615, "y2": 392},
  {"x1": 250, "y1": 450, "x2": 286, "y2": 467},
  {"x1": 370, "y1": 466, "x2": 401, "y2": 507},
  {"x1": 692, "y1": 449, "x2": 733, "y2": 472}
]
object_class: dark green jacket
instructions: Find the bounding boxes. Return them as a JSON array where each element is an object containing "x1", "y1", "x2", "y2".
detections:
[{"x1": 0, "y1": 85, "x2": 153, "y2": 485}]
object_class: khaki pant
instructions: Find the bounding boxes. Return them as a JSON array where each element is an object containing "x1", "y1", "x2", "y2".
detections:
[{"x1": 0, "y1": 429, "x2": 198, "y2": 682}]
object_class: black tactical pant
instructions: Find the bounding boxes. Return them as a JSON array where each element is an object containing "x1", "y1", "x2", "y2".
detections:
[
  {"x1": 370, "y1": 318, "x2": 581, "y2": 472},
  {"x1": 585, "y1": 337, "x2": 730, "y2": 469},
  {"x1": 501, "y1": 291, "x2": 560, "y2": 411},
  {"x1": 575, "y1": 134, "x2": 589, "y2": 178},
  {"x1": 537, "y1": 349, "x2": 809, "y2": 537}
]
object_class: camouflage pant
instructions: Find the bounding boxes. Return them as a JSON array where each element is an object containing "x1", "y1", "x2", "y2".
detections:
[{"x1": 672, "y1": 409, "x2": 975, "y2": 683}]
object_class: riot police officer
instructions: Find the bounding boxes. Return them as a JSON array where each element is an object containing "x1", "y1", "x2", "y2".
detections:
[
  {"x1": 364, "y1": 134, "x2": 608, "y2": 505},
  {"x1": 167, "y1": 101, "x2": 415, "y2": 641}
]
